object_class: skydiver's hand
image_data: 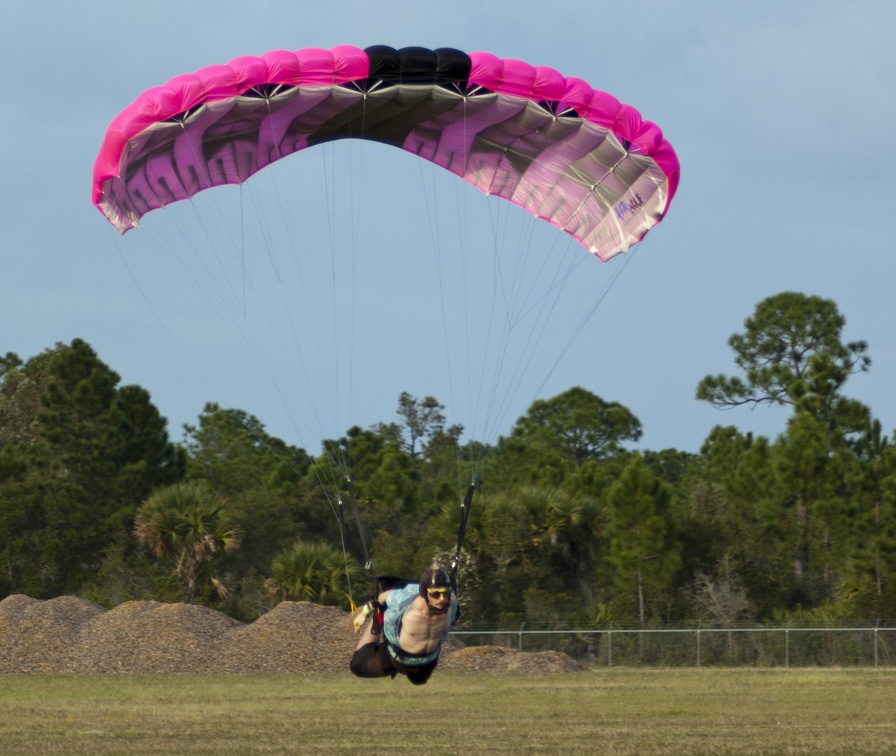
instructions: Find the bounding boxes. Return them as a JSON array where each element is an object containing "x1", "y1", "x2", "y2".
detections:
[
  {"x1": 352, "y1": 600, "x2": 378, "y2": 633},
  {"x1": 352, "y1": 605, "x2": 368, "y2": 633}
]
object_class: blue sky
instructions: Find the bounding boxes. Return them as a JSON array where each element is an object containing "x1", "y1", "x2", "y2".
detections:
[{"x1": 2, "y1": 1, "x2": 894, "y2": 455}]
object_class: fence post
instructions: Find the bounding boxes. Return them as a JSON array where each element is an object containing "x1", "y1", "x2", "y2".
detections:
[
  {"x1": 696, "y1": 622, "x2": 702, "y2": 668},
  {"x1": 785, "y1": 622, "x2": 790, "y2": 669},
  {"x1": 608, "y1": 625, "x2": 613, "y2": 668},
  {"x1": 519, "y1": 622, "x2": 525, "y2": 652},
  {"x1": 874, "y1": 621, "x2": 879, "y2": 668}
]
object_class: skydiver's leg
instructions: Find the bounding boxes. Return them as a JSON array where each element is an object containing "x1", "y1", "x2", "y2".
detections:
[
  {"x1": 354, "y1": 617, "x2": 379, "y2": 651},
  {"x1": 400, "y1": 657, "x2": 438, "y2": 686},
  {"x1": 350, "y1": 639, "x2": 397, "y2": 679}
]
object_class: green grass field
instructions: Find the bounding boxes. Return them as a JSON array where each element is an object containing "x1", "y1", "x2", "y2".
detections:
[{"x1": 1, "y1": 669, "x2": 894, "y2": 754}]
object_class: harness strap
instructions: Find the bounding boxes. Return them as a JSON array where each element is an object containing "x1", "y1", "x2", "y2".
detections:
[{"x1": 386, "y1": 641, "x2": 441, "y2": 667}]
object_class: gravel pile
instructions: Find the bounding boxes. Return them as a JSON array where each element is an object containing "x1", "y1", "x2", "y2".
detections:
[
  {"x1": 67, "y1": 600, "x2": 242, "y2": 673},
  {"x1": 0, "y1": 594, "x2": 105, "y2": 673},
  {"x1": 218, "y1": 601, "x2": 356, "y2": 674},
  {"x1": 0, "y1": 594, "x2": 582, "y2": 675},
  {"x1": 440, "y1": 645, "x2": 585, "y2": 673}
]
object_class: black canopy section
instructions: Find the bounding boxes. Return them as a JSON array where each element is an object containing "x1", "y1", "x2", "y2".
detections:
[
  {"x1": 364, "y1": 45, "x2": 472, "y2": 87},
  {"x1": 306, "y1": 46, "x2": 478, "y2": 149}
]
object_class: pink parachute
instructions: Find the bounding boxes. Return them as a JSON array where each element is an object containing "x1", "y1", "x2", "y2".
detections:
[{"x1": 92, "y1": 45, "x2": 679, "y2": 261}]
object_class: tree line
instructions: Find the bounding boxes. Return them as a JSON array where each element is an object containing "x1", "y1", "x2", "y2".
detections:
[{"x1": 2, "y1": 291, "x2": 895, "y2": 627}]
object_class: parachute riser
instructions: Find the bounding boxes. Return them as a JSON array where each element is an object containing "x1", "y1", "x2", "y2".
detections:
[{"x1": 449, "y1": 483, "x2": 475, "y2": 592}]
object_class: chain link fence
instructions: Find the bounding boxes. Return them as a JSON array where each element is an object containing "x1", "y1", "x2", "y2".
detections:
[{"x1": 452, "y1": 624, "x2": 896, "y2": 667}]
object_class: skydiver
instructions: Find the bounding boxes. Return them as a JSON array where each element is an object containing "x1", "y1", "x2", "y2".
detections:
[{"x1": 350, "y1": 561, "x2": 459, "y2": 685}]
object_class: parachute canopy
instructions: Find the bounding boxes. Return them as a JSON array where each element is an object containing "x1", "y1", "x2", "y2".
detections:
[{"x1": 92, "y1": 45, "x2": 679, "y2": 261}]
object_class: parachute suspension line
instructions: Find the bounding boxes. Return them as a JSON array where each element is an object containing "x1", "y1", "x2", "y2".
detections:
[
  {"x1": 136, "y1": 180, "x2": 363, "y2": 605},
  {"x1": 451, "y1": 170, "x2": 484, "y2": 489},
  {"x1": 148, "y1": 197, "x2": 248, "y2": 335},
  {"x1": 241, "y1": 172, "x2": 337, "y2": 445},
  {"x1": 201, "y1": 123, "x2": 365, "y2": 606},
  {"x1": 239, "y1": 187, "x2": 247, "y2": 318},
  {"x1": 464, "y1": 194, "x2": 604, "y2": 465},
  {"x1": 319, "y1": 144, "x2": 344, "y2": 454},
  {"x1": 416, "y1": 154, "x2": 536, "y2": 483},
  {"x1": 343, "y1": 97, "x2": 370, "y2": 485},
  {"x1": 528, "y1": 245, "x2": 638, "y2": 403},
  {"x1": 415, "y1": 101, "x2": 481, "y2": 498},
  {"x1": 469, "y1": 211, "x2": 514, "y2": 476},
  {"x1": 109, "y1": 176, "x2": 294, "y2": 448},
  {"x1": 450, "y1": 482, "x2": 475, "y2": 591},
  {"x1": 284, "y1": 101, "x2": 379, "y2": 604},
  {"x1": 417, "y1": 158, "x2": 470, "y2": 499},
  {"x1": 295, "y1": 142, "x2": 349, "y2": 487},
  {"x1": 453, "y1": 98, "x2": 486, "y2": 486},
  {"x1": 326, "y1": 483, "x2": 361, "y2": 611},
  {"x1": 113, "y1": 180, "x2": 276, "y2": 413},
  {"x1": 209, "y1": 400, "x2": 364, "y2": 612},
  {"x1": 193, "y1": 173, "x2": 321, "y2": 465},
  {"x1": 199, "y1": 308, "x2": 357, "y2": 605},
  {"x1": 415, "y1": 93, "x2": 503, "y2": 482},
  {"x1": 463, "y1": 196, "x2": 519, "y2": 463},
  {"x1": 204, "y1": 157, "x2": 341, "y2": 483},
  {"x1": 334, "y1": 494, "x2": 358, "y2": 610},
  {"x1": 314, "y1": 96, "x2": 373, "y2": 493},
  {"x1": 208, "y1": 399, "x2": 361, "y2": 608},
  {"x1": 109, "y1": 232, "x2": 220, "y2": 400},
  {"x1": 159, "y1": 188, "x2": 243, "y2": 314},
  {"x1": 345, "y1": 476, "x2": 375, "y2": 578},
  {"x1": 474, "y1": 197, "x2": 516, "y2": 449},
  {"x1": 252, "y1": 138, "x2": 337, "y2": 444},
  {"x1": 163, "y1": 119, "x2": 247, "y2": 317},
  {"x1": 329, "y1": 474, "x2": 376, "y2": 612},
  {"x1": 481, "y1": 234, "x2": 584, "y2": 443},
  {"x1": 171, "y1": 179, "x2": 275, "y2": 380}
]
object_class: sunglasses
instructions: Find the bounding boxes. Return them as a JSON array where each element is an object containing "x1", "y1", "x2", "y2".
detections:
[{"x1": 427, "y1": 587, "x2": 450, "y2": 598}]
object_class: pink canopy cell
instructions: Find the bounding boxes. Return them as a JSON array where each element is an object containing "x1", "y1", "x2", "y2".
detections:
[{"x1": 92, "y1": 45, "x2": 679, "y2": 262}]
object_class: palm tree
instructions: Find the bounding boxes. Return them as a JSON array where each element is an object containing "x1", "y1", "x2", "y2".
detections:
[
  {"x1": 266, "y1": 540, "x2": 357, "y2": 606},
  {"x1": 133, "y1": 480, "x2": 241, "y2": 603}
]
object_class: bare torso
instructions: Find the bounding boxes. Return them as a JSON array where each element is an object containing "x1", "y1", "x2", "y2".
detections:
[
  {"x1": 396, "y1": 594, "x2": 455, "y2": 655},
  {"x1": 378, "y1": 590, "x2": 455, "y2": 656}
]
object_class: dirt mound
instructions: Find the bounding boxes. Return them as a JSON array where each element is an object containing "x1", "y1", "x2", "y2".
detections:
[
  {"x1": 0, "y1": 595, "x2": 106, "y2": 673},
  {"x1": 0, "y1": 594, "x2": 581, "y2": 675},
  {"x1": 440, "y1": 644, "x2": 586, "y2": 673},
  {"x1": 69, "y1": 600, "x2": 242, "y2": 673},
  {"x1": 219, "y1": 601, "x2": 355, "y2": 673}
]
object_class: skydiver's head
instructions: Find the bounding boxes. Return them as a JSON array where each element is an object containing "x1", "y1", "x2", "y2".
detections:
[{"x1": 420, "y1": 561, "x2": 452, "y2": 613}]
